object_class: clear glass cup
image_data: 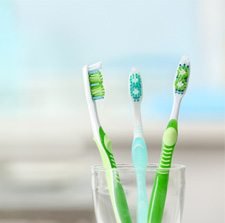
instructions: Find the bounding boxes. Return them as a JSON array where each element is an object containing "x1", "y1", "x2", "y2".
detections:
[{"x1": 91, "y1": 164, "x2": 185, "y2": 223}]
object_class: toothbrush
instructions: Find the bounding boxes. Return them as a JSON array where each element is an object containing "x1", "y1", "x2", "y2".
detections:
[
  {"x1": 148, "y1": 56, "x2": 190, "y2": 223},
  {"x1": 129, "y1": 68, "x2": 148, "y2": 223},
  {"x1": 82, "y1": 62, "x2": 132, "y2": 223}
]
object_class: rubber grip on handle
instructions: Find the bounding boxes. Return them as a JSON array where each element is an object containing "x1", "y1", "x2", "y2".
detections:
[
  {"x1": 148, "y1": 119, "x2": 178, "y2": 223},
  {"x1": 98, "y1": 127, "x2": 132, "y2": 223}
]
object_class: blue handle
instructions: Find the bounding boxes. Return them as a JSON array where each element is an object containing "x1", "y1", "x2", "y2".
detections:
[
  {"x1": 132, "y1": 137, "x2": 148, "y2": 167},
  {"x1": 132, "y1": 137, "x2": 148, "y2": 223}
]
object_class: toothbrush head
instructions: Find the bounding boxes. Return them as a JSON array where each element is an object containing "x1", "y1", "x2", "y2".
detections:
[
  {"x1": 129, "y1": 68, "x2": 142, "y2": 102},
  {"x1": 88, "y1": 62, "x2": 105, "y2": 100},
  {"x1": 174, "y1": 56, "x2": 190, "y2": 95}
]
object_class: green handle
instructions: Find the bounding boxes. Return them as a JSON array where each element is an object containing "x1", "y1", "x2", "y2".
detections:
[
  {"x1": 148, "y1": 173, "x2": 169, "y2": 223},
  {"x1": 95, "y1": 127, "x2": 132, "y2": 223},
  {"x1": 148, "y1": 119, "x2": 178, "y2": 223},
  {"x1": 114, "y1": 172, "x2": 133, "y2": 223}
]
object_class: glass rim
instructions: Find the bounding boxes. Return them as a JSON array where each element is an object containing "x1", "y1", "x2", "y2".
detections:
[{"x1": 91, "y1": 163, "x2": 186, "y2": 173}]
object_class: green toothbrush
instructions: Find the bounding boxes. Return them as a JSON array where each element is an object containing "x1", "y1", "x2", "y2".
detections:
[
  {"x1": 82, "y1": 62, "x2": 132, "y2": 223},
  {"x1": 148, "y1": 56, "x2": 190, "y2": 223}
]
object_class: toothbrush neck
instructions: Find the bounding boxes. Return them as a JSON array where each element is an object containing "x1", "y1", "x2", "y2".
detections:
[
  {"x1": 93, "y1": 102, "x2": 101, "y2": 125},
  {"x1": 170, "y1": 96, "x2": 182, "y2": 120},
  {"x1": 89, "y1": 101, "x2": 101, "y2": 140},
  {"x1": 133, "y1": 102, "x2": 144, "y2": 138}
]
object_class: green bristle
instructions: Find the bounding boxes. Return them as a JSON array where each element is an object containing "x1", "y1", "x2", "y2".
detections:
[
  {"x1": 175, "y1": 63, "x2": 190, "y2": 94},
  {"x1": 88, "y1": 70, "x2": 105, "y2": 100},
  {"x1": 129, "y1": 72, "x2": 142, "y2": 102}
]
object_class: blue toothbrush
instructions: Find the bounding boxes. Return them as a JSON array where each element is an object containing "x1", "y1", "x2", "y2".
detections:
[{"x1": 129, "y1": 68, "x2": 148, "y2": 223}]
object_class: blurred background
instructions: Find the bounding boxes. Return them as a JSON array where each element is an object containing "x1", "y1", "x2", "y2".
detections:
[{"x1": 0, "y1": 0, "x2": 224, "y2": 222}]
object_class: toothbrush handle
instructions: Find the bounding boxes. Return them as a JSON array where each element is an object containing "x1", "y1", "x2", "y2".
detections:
[
  {"x1": 136, "y1": 169, "x2": 148, "y2": 223},
  {"x1": 147, "y1": 171, "x2": 169, "y2": 223},
  {"x1": 132, "y1": 137, "x2": 148, "y2": 223},
  {"x1": 96, "y1": 127, "x2": 132, "y2": 223},
  {"x1": 114, "y1": 173, "x2": 133, "y2": 223},
  {"x1": 148, "y1": 119, "x2": 178, "y2": 223}
]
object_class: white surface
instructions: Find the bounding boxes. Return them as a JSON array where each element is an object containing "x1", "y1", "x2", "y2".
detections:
[{"x1": 0, "y1": 145, "x2": 224, "y2": 222}]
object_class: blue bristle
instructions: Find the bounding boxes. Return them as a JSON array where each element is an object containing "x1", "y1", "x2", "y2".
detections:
[{"x1": 129, "y1": 72, "x2": 142, "y2": 102}]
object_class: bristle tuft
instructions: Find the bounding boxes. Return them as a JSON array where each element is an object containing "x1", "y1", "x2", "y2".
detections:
[
  {"x1": 88, "y1": 69, "x2": 105, "y2": 100},
  {"x1": 129, "y1": 70, "x2": 142, "y2": 102},
  {"x1": 174, "y1": 56, "x2": 190, "y2": 95}
]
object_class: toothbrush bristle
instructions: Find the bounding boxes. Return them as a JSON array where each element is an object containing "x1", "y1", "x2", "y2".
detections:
[
  {"x1": 88, "y1": 69, "x2": 105, "y2": 100},
  {"x1": 174, "y1": 56, "x2": 190, "y2": 95},
  {"x1": 129, "y1": 69, "x2": 142, "y2": 102}
]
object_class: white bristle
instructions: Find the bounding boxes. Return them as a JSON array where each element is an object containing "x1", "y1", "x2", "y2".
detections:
[
  {"x1": 88, "y1": 61, "x2": 102, "y2": 71},
  {"x1": 179, "y1": 56, "x2": 190, "y2": 66},
  {"x1": 131, "y1": 67, "x2": 139, "y2": 74}
]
